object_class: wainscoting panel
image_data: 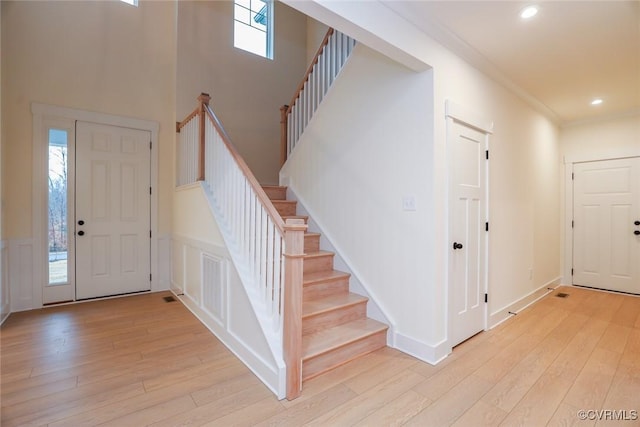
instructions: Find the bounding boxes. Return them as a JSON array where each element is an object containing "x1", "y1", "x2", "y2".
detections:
[{"x1": 170, "y1": 233, "x2": 284, "y2": 398}]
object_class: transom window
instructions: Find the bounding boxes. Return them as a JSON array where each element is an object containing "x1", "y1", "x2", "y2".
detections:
[{"x1": 234, "y1": 0, "x2": 273, "y2": 59}]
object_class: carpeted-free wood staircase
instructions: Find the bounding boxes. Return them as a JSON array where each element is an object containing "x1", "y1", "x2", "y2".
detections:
[{"x1": 263, "y1": 185, "x2": 388, "y2": 381}]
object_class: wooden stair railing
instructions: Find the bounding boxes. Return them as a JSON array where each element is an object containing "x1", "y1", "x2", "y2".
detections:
[
  {"x1": 177, "y1": 94, "x2": 307, "y2": 400},
  {"x1": 280, "y1": 28, "x2": 356, "y2": 165}
]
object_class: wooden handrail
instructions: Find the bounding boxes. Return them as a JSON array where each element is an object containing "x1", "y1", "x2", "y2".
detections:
[
  {"x1": 285, "y1": 28, "x2": 334, "y2": 114},
  {"x1": 176, "y1": 107, "x2": 199, "y2": 133},
  {"x1": 203, "y1": 104, "x2": 288, "y2": 236}
]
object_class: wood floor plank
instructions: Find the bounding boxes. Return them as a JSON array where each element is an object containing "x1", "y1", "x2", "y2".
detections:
[
  {"x1": 305, "y1": 370, "x2": 427, "y2": 426},
  {"x1": 563, "y1": 348, "x2": 620, "y2": 410},
  {"x1": 481, "y1": 337, "x2": 566, "y2": 412},
  {"x1": 450, "y1": 399, "x2": 508, "y2": 427},
  {"x1": 2, "y1": 286, "x2": 639, "y2": 427},
  {"x1": 254, "y1": 384, "x2": 356, "y2": 426},
  {"x1": 352, "y1": 390, "x2": 432, "y2": 427},
  {"x1": 406, "y1": 374, "x2": 493, "y2": 426}
]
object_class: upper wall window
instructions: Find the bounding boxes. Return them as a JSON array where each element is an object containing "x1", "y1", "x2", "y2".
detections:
[
  {"x1": 234, "y1": 0, "x2": 273, "y2": 59},
  {"x1": 120, "y1": 0, "x2": 138, "y2": 6}
]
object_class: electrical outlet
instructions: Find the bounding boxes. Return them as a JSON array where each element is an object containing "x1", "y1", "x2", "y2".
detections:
[{"x1": 402, "y1": 196, "x2": 416, "y2": 211}]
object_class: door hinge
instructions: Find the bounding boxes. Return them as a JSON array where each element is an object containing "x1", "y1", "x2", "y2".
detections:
[
  {"x1": 150, "y1": 273, "x2": 152, "y2": 281},
  {"x1": 150, "y1": 186, "x2": 152, "y2": 195},
  {"x1": 571, "y1": 220, "x2": 574, "y2": 228},
  {"x1": 150, "y1": 141, "x2": 152, "y2": 150},
  {"x1": 572, "y1": 172, "x2": 574, "y2": 180},
  {"x1": 485, "y1": 222, "x2": 489, "y2": 232},
  {"x1": 149, "y1": 230, "x2": 152, "y2": 238},
  {"x1": 571, "y1": 268, "x2": 574, "y2": 276},
  {"x1": 484, "y1": 293, "x2": 488, "y2": 303},
  {"x1": 485, "y1": 150, "x2": 489, "y2": 160}
]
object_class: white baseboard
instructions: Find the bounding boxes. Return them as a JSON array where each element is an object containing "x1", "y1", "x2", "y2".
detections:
[
  {"x1": 392, "y1": 332, "x2": 450, "y2": 365},
  {"x1": 489, "y1": 277, "x2": 562, "y2": 329}
]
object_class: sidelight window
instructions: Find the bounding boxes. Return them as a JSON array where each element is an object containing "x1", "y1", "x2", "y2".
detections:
[{"x1": 48, "y1": 129, "x2": 69, "y2": 285}]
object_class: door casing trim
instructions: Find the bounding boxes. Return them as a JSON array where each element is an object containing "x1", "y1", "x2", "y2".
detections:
[
  {"x1": 31, "y1": 103, "x2": 159, "y2": 308},
  {"x1": 445, "y1": 99, "x2": 492, "y2": 352}
]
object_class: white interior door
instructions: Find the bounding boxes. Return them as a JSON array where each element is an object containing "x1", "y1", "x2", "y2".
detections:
[
  {"x1": 449, "y1": 120, "x2": 488, "y2": 346},
  {"x1": 75, "y1": 121, "x2": 151, "y2": 300},
  {"x1": 573, "y1": 157, "x2": 640, "y2": 294}
]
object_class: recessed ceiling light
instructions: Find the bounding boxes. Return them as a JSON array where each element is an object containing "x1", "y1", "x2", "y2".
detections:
[
  {"x1": 520, "y1": 5, "x2": 539, "y2": 19},
  {"x1": 591, "y1": 98, "x2": 603, "y2": 106}
]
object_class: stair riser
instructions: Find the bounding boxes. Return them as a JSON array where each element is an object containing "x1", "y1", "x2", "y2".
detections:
[
  {"x1": 303, "y1": 302, "x2": 367, "y2": 335},
  {"x1": 302, "y1": 330, "x2": 387, "y2": 381},
  {"x1": 304, "y1": 235, "x2": 320, "y2": 253},
  {"x1": 303, "y1": 254, "x2": 334, "y2": 274},
  {"x1": 263, "y1": 186, "x2": 287, "y2": 200},
  {"x1": 303, "y1": 278, "x2": 349, "y2": 301},
  {"x1": 272, "y1": 201, "x2": 297, "y2": 217}
]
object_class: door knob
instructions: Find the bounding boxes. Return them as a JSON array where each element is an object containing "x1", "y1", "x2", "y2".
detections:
[
  {"x1": 78, "y1": 220, "x2": 85, "y2": 226},
  {"x1": 453, "y1": 242, "x2": 463, "y2": 250},
  {"x1": 635, "y1": 221, "x2": 640, "y2": 226},
  {"x1": 635, "y1": 230, "x2": 640, "y2": 236},
  {"x1": 78, "y1": 230, "x2": 85, "y2": 236}
]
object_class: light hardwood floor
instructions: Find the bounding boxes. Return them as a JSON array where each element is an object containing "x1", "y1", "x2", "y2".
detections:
[{"x1": 1, "y1": 286, "x2": 639, "y2": 426}]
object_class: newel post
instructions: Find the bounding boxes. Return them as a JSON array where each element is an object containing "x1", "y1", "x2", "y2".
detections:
[
  {"x1": 280, "y1": 105, "x2": 289, "y2": 167},
  {"x1": 283, "y1": 218, "x2": 307, "y2": 400},
  {"x1": 197, "y1": 92, "x2": 211, "y2": 181}
]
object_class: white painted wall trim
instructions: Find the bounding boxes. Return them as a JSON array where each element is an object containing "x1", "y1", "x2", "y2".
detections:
[
  {"x1": 445, "y1": 99, "x2": 494, "y2": 134},
  {"x1": 393, "y1": 333, "x2": 449, "y2": 365},
  {"x1": 0, "y1": 240, "x2": 10, "y2": 324},
  {"x1": 7, "y1": 239, "x2": 34, "y2": 312},
  {"x1": 30, "y1": 102, "x2": 160, "y2": 309},
  {"x1": 488, "y1": 276, "x2": 561, "y2": 329}
]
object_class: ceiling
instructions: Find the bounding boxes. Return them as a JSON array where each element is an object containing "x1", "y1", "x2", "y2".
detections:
[{"x1": 381, "y1": 1, "x2": 640, "y2": 124}]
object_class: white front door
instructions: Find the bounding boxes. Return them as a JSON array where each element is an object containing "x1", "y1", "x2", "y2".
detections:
[
  {"x1": 449, "y1": 120, "x2": 488, "y2": 346},
  {"x1": 75, "y1": 121, "x2": 151, "y2": 300},
  {"x1": 573, "y1": 157, "x2": 640, "y2": 294}
]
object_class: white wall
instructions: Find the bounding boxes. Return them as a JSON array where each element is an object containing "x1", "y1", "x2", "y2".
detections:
[
  {"x1": 282, "y1": 44, "x2": 435, "y2": 354},
  {"x1": 281, "y1": 6, "x2": 562, "y2": 361},
  {"x1": 176, "y1": 1, "x2": 308, "y2": 185},
  {"x1": 1, "y1": 0, "x2": 176, "y2": 310},
  {"x1": 2, "y1": 0, "x2": 176, "y2": 239},
  {"x1": 560, "y1": 113, "x2": 640, "y2": 162}
]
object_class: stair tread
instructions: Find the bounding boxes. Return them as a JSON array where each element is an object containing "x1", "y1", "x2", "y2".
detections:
[
  {"x1": 261, "y1": 185, "x2": 287, "y2": 190},
  {"x1": 304, "y1": 250, "x2": 333, "y2": 258},
  {"x1": 283, "y1": 215, "x2": 309, "y2": 221},
  {"x1": 302, "y1": 318, "x2": 388, "y2": 360},
  {"x1": 304, "y1": 269, "x2": 350, "y2": 284},
  {"x1": 303, "y1": 292, "x2": 367, "y2": 318},
  {"x1": 305, "y1": 232, "x2": 321, "y2": 237}
]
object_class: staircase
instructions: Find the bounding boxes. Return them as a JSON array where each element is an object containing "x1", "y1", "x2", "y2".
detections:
[{"x1": 263, "y1": 185, "x2": 388, "y2": 381}]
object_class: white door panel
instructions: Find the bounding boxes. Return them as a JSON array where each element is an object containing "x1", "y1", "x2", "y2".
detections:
[
  {"x1": 449, "y1": 120, "x2": 488, "y2": 346},
  {"x1": 76, "y1": 122, "x2": 151, "y2": 300},
  {"x1": 573, "y1": 158, "x2": 640, "y2": 294}
]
